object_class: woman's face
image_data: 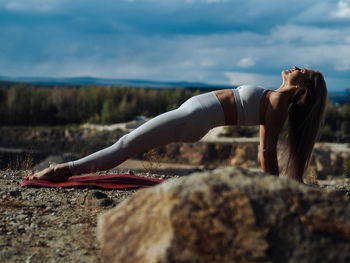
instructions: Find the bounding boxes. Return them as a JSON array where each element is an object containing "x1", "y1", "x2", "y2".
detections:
[{"x1": 282, "y1": 66, "x2": 315, "y2": 87}]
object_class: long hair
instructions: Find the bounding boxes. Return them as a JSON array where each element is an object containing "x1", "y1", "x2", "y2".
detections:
[{"x1": 284, "y1": 71, "x2": 328, "y2": 182}]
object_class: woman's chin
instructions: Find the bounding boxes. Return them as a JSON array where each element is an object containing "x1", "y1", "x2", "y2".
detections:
[{"x1": 281, "y1": 71, "x2": 288, "y2": 82}]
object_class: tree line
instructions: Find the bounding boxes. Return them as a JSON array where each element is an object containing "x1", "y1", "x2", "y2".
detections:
[
  {"x1": 321, "y1": 99, "x2": 350, "y2": 142},
  {"x1": 0, "y1": 84, "x2": 201, "y2": 126},
  {"x1": 0, "y1": 83, "x2": 349, "y2": 142}
]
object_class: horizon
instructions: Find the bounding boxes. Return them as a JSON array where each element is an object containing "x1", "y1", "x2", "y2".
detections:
[
  {"x1": 1, "y1": 0, "x2": 350, "y2": 91},
  {"x1": 1, "y1": 75, "x2": 349, "y2": 96}
]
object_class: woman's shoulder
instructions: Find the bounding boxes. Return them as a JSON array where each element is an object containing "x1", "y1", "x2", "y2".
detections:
[
  {"x1": 266, "y1": 90, "x2": 290, "y2": 108},
  {"x1": 261, "y1": 90, "x2": 289, "y2": 132}
]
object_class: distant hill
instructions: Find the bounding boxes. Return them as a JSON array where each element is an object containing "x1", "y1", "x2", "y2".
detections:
[
  {"x1": 0, "y1": 75, "x2": 348, "y2": 103},
  {"x1": 328, "y1": 90, "x2": 349, "y2": 104},
  {"x1": 0, "y1": 75, "x2": 232, "y2": 90}
]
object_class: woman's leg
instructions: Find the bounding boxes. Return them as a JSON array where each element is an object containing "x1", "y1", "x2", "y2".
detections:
[
  {"x1": 27, "y1": 91, "x2": 226, "y2": 181},
  {"x1": 69, "y1": 91, "x2": 225, "y2": 175}
]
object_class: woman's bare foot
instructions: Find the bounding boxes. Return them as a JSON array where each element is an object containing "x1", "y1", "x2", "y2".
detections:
[{"x1": 26, "y1": 163, "x2": 72, "y2": 182}]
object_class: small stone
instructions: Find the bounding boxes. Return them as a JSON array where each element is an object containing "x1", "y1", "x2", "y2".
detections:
[
  {"x1": 10, "y1": 249, "x2": 21, "y2": 255},
  {"x1": 35, "y1": 203, "x2": 46, "y2": 209},
  {"x1": 127, "y1": 169, "x2": 135, "y2": 175},
  {"x1": 10, "y1": 189, "x2": 21, "y2": 197},
  {"x1": 17, "y1": 214, "x2": 27, "y2": 220},
  {"x1": 17, "y1": 227, "x2": 25, "y2": 234},
  {"x1": 25, "y1": 255, "x2": 34, "y2": 262},
  {"x1": 25, "y1": 226, "x2": 35, "y2": 232},
  {"x1": 26, "y1": 211, "x2": 33, "y2": 217},
  {"x1": 100, "y1": 198, "x2": 113, "y2": 207},
  {"x1": 92, "y1": 191, "x2": 108, "y2": 200},
  {"x1": 56, "y1": 249, "x2": 64, "y2": 257},
  {"x1": 38, "y1": 240, "x2": 47, "y2": 247}
]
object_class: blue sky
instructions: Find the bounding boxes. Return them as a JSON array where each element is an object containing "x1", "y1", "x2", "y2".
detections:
[{"x1": 0, "y1": 0, "x2": 350, "y2": 91}]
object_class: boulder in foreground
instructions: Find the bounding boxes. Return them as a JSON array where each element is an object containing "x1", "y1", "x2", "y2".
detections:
[{"x1": 98, "y1": 167, "x2": 350, "y2": 263}]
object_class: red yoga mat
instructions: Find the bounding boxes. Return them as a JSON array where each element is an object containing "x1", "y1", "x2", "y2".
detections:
[{"x1": 21, "y1": 174, "x2": 164, "y2": 189}]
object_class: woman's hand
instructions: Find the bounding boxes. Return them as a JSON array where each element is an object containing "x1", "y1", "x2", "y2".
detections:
[{"x1": 26, "y1": 163, "x2": 72, "y2": 182}]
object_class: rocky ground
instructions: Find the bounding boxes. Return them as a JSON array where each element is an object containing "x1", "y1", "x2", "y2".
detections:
[
  {"x1": 1, "y1": 167, "x2": 349, "y2": 263},
  {"x1": 1, "y1": 125, "x2": 349, "y2": 262},
  {"x1": 99, "y1": 168, "x2": 350, "y2": 263},
  {"x1": 0, "y1": 168, "x2": 174, "y2": 263}
]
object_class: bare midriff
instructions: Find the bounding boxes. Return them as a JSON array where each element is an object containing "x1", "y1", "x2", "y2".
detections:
[
  {"x1": 214, "y1": 89, "x2": 271, "y2": 126},
  {"x1": 214, "y1": 89, "x2": 237, "y2": 125}
]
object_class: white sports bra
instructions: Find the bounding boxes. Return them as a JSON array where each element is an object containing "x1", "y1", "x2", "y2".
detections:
[{"x1": 232, "y1": 85, "x2": 268, "y2": 126}]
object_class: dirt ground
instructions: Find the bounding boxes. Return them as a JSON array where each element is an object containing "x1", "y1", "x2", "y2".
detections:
[
  {"x1": 1, "y1": 166, "x2": 349, "y2": 263},
  {"x1": 0, "y1": 168, "x2": 174, "y2": 263}
]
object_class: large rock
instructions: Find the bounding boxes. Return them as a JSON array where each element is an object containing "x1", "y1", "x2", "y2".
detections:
[
  {"x1": 312, "y1": 143, "x2": 350, "y2": 179},
  {"x1": 145, "y1": 141, "x2": 349, "y2": 178},
  {"x1": 98, "y1": 168, "x2": 350, "y2": 263},
  {"x1": 153, "y1": 141, "x2": 259, "y2": 167}
]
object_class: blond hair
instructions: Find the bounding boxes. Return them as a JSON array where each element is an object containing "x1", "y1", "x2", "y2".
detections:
[{"x1": 284, "y1": 71, "x2": 328, "y2": 182}]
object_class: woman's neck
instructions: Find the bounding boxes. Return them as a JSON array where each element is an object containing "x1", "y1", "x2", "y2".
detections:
[{"x1": 276, "y1": 84, "x2": 298, "y2": 102}]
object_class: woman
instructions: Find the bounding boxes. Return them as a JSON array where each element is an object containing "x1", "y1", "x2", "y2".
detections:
[{"x1": 27, "y1": 67, "x2": 327, "y2": 183}]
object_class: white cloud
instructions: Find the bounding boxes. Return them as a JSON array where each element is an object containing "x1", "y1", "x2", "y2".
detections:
[
  {"x1": 332, "y1": 0, "x2": 350, "y2": 19},
  {"x1": 294, "y1": 1, "x2": 333, "y2": 23},
  {"x1": 1, "y1": 0, "x2": 350, "y2": 90},
  {"x1": 1, "y1": 0, "x2": 67, "y2": 13},
  {"x1": 200, "y1": 58, "x2": 215, "y2": 67},
  {"x1": 184, "y1": 60, "x2": 193, "y2": 67},
  {"x1": 289, "y1": 44, "x2": 350, "y2": 73},
  {"x1": 269, "y1": 24, "x2": 342, "y2": 45},
  {"x1": 331, "y1": 46, "x2": 350, "y2": 71},
  {"x1": 237, "y1": 57, "x2": 255, "y2": 68},
  {"x1": 224, "y1": 71, "x2": 281, "y2": 88},
  {"x1": 335, "y1": 63, "x2": 350, "y2": 71},
  {"x1": 185, "y1": 0, "x2": 228, "y2": 4},
  {"x1": 202, "y1": 0, "x2": 229, "y2": 3}
]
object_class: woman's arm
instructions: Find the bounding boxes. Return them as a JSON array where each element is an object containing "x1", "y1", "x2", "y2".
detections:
[{"x1": 259, "y1": 92, "x2": 289, "y2": 175}]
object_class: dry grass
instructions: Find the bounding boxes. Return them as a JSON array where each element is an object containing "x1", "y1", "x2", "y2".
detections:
[
  {"x1": 142, "y1": 149, "x2": 162, "y2": 174},
  {"x1": 22, "y1": 152, "x2": 34, "y2": 171},
  {"x1": 4, "y1": 151, "x2": 34, "y2": 174},
  {"x1": 342, "y1": 161, "x2": 349, "y2": 187},
  {"x1": 305, "y1": 167, "x2": 319, "y2": 186}
]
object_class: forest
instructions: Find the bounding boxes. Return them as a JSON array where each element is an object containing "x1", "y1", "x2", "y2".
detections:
[
  {"x1": 0, "y1": 83, "x2": 201, "y2": 125},
  {"x1": 0, "y1": 83, "x2": 349, "y2": 142}
]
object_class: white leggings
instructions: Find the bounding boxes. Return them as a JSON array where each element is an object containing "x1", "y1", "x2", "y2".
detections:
[{"x1": 69, "y1": 91, "x2": 225, "y2": 175}]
